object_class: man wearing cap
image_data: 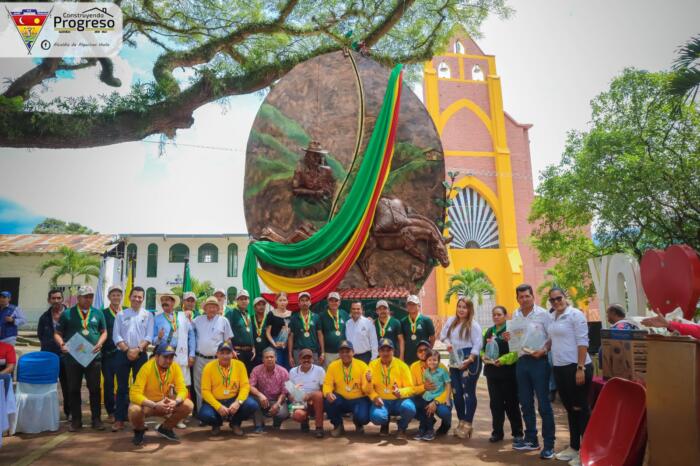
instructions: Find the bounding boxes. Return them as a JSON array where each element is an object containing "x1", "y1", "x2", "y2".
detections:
[
  {"x1": 198, "y1": 341, "x2": 257, "y2": 435},
  {"x1": 112, "y1": 286, "x2": 155, "y2": 431},
  {"x1": 54, "y1": 285, "x2": 108, "y2": 431},
  {"x1": 289, "y1": 348, "x2": 326, "y2": 438},
  {"x1": 288, "y1": 291, "x2": 321, "y2": 366},
  {"x1": 128, "y1": 342, "x2": 193, "y2": 445},
  {"x1": 192, "y1": 296, "x2": 234, "y2": 410},
  {"x1": 182, "y1": 291, "x2": 200, "y2": 320},
  {"x1": 251, "y1": 297, "x2": 269, "y2": 367},
  {"x1": 374, "y1": 300, "x2": 404, "y2": 360},
  {"x1": 101, "y1": 286, "x2": 123, "y2": 426},
  {"x1": 249, "y1": 347, "x2": 290, "y2": 432},
  {"x1": 154, "y1": 291, "x2": 195, "y2": 428},
  {"x1": 0, "y1": 290, "x2": 27, "y2": 346},
  {"x1": 367, "y1": 338, "x2": 416, "y2": 439},
  {"x1": 37, "y1": 288, "x2": 70, "y2": 420},
  {"x1": 345, "y1": 301, "x2": 378, "y2": 364},
  {"x1": 318, "y1": 291, "x2": 349, "y2": 369},
  {"x1": 323, "y1": 340, "x2": 372, "y2": 437},
  {"x1": 401, "y1": 295, "x2": 436, "y2": 365},
  {"x1": 410, "y1": 340, "x2": 452, "y2": 440},
  {"x1": 226, "y1": 289, "x2": 256, "y2": 373},
  {"x1": 214, "y1": 288, "x2": 231, "y2": 315}
]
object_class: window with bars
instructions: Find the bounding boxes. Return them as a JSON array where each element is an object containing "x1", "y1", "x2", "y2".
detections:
[
  {"x1": 227, "y1": 243, "x2": 238, "y2": 277},
  {"x1": 147, "y1": 243, "x2": 158, "y2": 277},
  {"x1": 169, "y1": 243, "x2": 189, "y2": 263},
  {"x1": 198, "y1": 243, "x2": 218, "y2": 263}
]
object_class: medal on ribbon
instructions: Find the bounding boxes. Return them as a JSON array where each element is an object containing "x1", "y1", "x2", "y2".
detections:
[{"x1": 78, "y1": 307, "x2": 91, "y2": 336}]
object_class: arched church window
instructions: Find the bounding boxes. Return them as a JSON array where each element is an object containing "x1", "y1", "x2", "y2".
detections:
[
  {"x1": 472, "y1": 64, "x2": 484, "y2": 81},
  {"x1": 454, "y1": 41, "x2": 465, "y2": 54},
  {"x1": 448, "y1": 187, "x2": 500, "y2": 249},
  {"x1": 438, "y1": 62, "x2": 451, "y2": 78}
]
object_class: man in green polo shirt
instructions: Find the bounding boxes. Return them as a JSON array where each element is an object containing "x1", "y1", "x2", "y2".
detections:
[
  {"x1": 251, "y1": 297, "x2": 269, "y2": 367},
  {"x1": 288, "y1": 291, "x2": 321, "y2": 366},
  {"x1": 318, "y1": 291, "x2": 349, "y2": 369},
  {"x1": 374, "y1": 300, "x2": 405, "y2": 360},
  {"x1": 54, "y1": 285, "x2": 108, "y2": 432},
  {"x1": 226, "y1": 289, "x2": 256, "y2": 373},
  {"x1": 401, "y1": 295, "x2": 435, "y2": 365}
]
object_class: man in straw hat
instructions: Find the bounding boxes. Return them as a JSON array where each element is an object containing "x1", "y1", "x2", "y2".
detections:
[
  {"x1": 154, "y1": 291, "x2": 195, "y2": 428},
  {"x1": 192, "y1": 296, "x2": 233, "y2": 410},
  {"x1": 292, "y1": 140, "x2": 335, "y2": 199}
]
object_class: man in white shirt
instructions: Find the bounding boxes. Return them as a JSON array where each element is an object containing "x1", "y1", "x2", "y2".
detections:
[
  {"x1": 192, "y1": 296, "x2": 234, "y2": 409},
  {"x1": 289, "y1": 348, "x2": 326, "y2": 438},
  {"x1": 112, "y1": 286, "x2": 154, "y2": 431},
  {"x1": 344, "y1": 302, "x2": 378, "y2": 364},
  {"x1": 504, "y1": 284, "x2": 555, "y2": 459}
]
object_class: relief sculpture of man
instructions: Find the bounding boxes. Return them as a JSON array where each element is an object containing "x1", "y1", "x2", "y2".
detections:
[{"x1": 292, "y1": 141, "x2": 335, "y2": 199}]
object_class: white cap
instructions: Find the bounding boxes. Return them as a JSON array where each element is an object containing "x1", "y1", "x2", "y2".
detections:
[
  {"x1": 107, "y1": 285, "x2": 123, "y2": 294},
  {"x1": 299, "y1": 291, "x2": 311, "y2": 299},
  {"x1": 77, "y1": 285, "x2": 95, "y2": 296},
  {"x1": 237, "y1": 289, "x2": 250, "y2": 299},
  {"x1": 183, "y1": 291, "x2": 196, "y2": 301},
  {"x1": 407, "y1": 295, "x2": 420, "y2": 305},
  {"x1": 253, "y1": 297, "x2": 267, "y2": 306},
  {"x1": 376, "y1": 299, "x2": 389, "y2": 309},
  {"x1": 328, "y1": 291, "x2": 341, "y2": 301},
  {"x1": 214, "y1": 288, "x2": 226, "y2": 296}
]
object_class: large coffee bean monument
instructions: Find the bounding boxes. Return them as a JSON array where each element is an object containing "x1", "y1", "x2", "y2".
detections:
[{"x1": 244, "y1": 51, "x2": 449, "y2": 291}]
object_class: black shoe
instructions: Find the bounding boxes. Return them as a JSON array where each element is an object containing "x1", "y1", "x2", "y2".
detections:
[
  {"x1": 379, "y1": 424, "x2": 389, "y2": 437},
  {"x1": 314, "y1": 427, "x2": 324, "y2": 438},
  {"x1": 92, "y1": 420, "x2": 105, "y2": 431},
  {"x1": 273, "y1": 418, "x2": 282, "y2": 429},
  {"x1": 301, "y1": 421, "x2": 310, "y2": 433},
  {"x1": 69, "y1": 422, "x2": 82, "y2": 432},
  {"x1": 157, "y1": 425, "x2": 180, "y2": 442},
  {"x1": 132, "y1": 429, "x2": 146, "y2": 446},
  {"x1": 211, "y1": 425, "x2": 221, "y2": 436},
  {"x1": 436, "y1": 423, "x2": 450, "y2": 436},
  {"x1": 489, "y1": 434, "x2": 504, "y2": 443}
]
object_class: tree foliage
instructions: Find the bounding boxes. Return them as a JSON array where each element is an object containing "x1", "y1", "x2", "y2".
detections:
[
  {"x1": 33, "y1": 218, "x2": 97, "y2": 234},
  {"x1": 530, "y1": 68, "x2": 700, "y2": 300},
  {"x1": 444, "y1": 268, "x2": 495, "y2": 304},
  {"x1": 38, "y1": 246, "x2": 101, "y2": 298},
  {"x1": 670, "y1": 34, "x2": 700, "y2": 102},
  {"x1": 170, "y1": 275, "x2": 214, "y2": 309},
  {"x1": 0, "y1": 0, "x2": 510, "y2": 149}
]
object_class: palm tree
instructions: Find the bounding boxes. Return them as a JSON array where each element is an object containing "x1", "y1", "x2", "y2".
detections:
[
  {"x1": 170, "y1": 276, "x2": 215, "y2": 310},
  {"x1": 444, "y1": 268, "x2": 495, "y2": 304},
  {"x1": 39, "y1": 246, "x2": 101, "y2": 300},
  {"x1": 670, "y1": 34, "x2": 700, "y2": 102}
]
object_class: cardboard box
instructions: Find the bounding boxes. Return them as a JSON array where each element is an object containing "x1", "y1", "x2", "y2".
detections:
[{"x1": 600, "y1": 329, "x2": 648, "y2": 382}]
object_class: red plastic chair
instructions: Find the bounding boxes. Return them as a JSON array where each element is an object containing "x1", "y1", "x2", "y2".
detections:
[{"x1": 580, "y1": 377, "x2": 647, "y2": 466}]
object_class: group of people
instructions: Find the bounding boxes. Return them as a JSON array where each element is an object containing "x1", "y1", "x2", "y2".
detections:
[{"x1": 1, "y1": 281, "x2": 637, "y2": 465}]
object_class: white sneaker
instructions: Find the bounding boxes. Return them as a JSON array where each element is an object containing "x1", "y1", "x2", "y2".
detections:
[
  {"x1": 568, "y1": 454, "x2": 581, "y2": 466},
  {"x1": 176, "y1": 421, "x2": 187, "y2": 429},
  {"x1": 555, "y1": 446, "x2": 577, "y2": 461}
]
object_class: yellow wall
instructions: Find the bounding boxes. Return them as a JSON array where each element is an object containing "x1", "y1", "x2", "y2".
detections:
[{"x1": 424, "y1": 54, "x2": 524, "y2": 316}]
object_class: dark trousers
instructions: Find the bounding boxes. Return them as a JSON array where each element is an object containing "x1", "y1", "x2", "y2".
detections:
[
  {"x1": 275, "y1": 347, "x2": 290, "y2": 370},
  {"x1": 516, "y1": 355, "x2": 555, "y2": 449},
  {"x1": 189, "y1": 365, "x2": 198, "y2": 416},
  {"x1": 65, "y1": 356, "x2": 102, "y2": 426},
  {"x1": 413, "y1": 396, "x2": 452, "y2": 432},
  {"x1": 58, "y1": 354, "x2": 71, "y2": 417},
  {"x1": 553, "y1": 363, "x2": 593, "y2": 450},
  {"x1": 355, "y1": 351, "x2": 371, "y2": 364},
  {"x1": 324, "y1": 395, "x2": 371, "y2": 427},
  {"x1": 198, "y1": 397, "x2": 257, "y2": 427},
  {"x1": 101, "y1": 353, "x2": 118, "y2": 416},
  {"x1": 234, "y1": 348, "x2": 255, "y2": 374},
  {"x1": 114, "y1": 351, "x2": 147, "y2": 421},
  {"x1": 486, "y1": 366, "x2": 524, "y2": 439}
]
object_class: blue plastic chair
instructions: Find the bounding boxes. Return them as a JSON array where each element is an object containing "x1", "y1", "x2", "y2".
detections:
[{"x1": 17, "y1": 351, "x2": 59, "y2": 384}]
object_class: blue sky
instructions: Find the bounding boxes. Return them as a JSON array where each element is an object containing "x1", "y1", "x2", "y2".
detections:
[{"x1": 0, "y1": 0, "x2": 698, "y2": 235}]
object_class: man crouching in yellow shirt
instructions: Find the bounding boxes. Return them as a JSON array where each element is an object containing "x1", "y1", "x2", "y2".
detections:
[
  {"x1": 128, "y1": 343, "x2": 193, "y2": 446},
  {"x1": 198, "y1": 341, "x2": 257, "y2": 436},
  {"x1": 322, "y1": 340, "x2": 372, "y2": 437},
  {"x1": 367, "y1": 338, "x2": 416, "y2": 439}
]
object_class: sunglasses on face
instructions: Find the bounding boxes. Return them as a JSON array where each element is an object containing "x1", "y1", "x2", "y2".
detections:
[{"x1": 549, "y1": 296, "x2": 565, "y2": 304}]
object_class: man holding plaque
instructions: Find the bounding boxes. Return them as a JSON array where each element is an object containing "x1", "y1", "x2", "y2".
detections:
[
  {"x1": 288, "y1": 291, "x2": 321, "y2": 366},
  {"x1": 54, "y1": 285, "x2": 107, "y2": 432},
  {"x1": 251, "y1": 297, "x2": 269, "y2": 367},
  {"x1": 401, "y1": 295, "x2": 435, "y2": 365},
  {"x1": 128, "y1": 343, "x2": 193, "y2": 445},
  {"x1": 226, "y1": 289, "x2": 256, "y2": 373},
  {"x1": 198, "y1": 341, "x2": 257, "y2": 435},
  {"x1": 318, "y1": 291, "x2": 348, "y2": 368},
  {"x1": 322, "y1": 340, "x2": 371, "y2": 437},
  {"x1": 367, "y1": 338, "x2": 416, "y2": 439}
]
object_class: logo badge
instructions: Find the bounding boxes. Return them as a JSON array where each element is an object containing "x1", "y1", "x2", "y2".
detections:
[{"x1": 8, "y1": 7, "x2": 51, "y2": 54}]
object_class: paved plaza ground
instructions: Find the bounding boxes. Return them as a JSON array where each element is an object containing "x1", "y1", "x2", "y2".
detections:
[{"x1": 1, "y1": 377, "x2": 571, "y2": 466}]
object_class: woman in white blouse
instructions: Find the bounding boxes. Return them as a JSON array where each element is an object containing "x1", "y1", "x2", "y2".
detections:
[
  {"x1": 439, "y1": 297, "x2": 483, "y2": 439},
  {"x1": 547, "y1": 287, "x2": 592, "y2": 466}
]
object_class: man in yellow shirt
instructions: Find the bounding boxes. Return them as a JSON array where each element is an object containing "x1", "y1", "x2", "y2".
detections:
[
  {"x1": 198, "y1": 341, "x2": 257, "y2": 436},
  {"x1": 322, "y1": 340, "x2": 372, "y2": 437},
  {"x1": 128, "y1": 343, "x2": 193, "y2": 446},
  {"x1": 410, "y1": 340, "x2": 452, "y2": 440},
  {"x1": 367, "y1": 338, "x2": 416, "y2": 439}
]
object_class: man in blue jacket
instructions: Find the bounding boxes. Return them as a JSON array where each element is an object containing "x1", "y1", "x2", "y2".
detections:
[{"x1": 0, "y1": 291, "x2": 27, "y2": 346}]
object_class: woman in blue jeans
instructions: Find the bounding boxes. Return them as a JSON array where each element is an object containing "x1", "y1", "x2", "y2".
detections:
[{"x1": 439, "y1": 296, "x2": 483, "y2": 439}]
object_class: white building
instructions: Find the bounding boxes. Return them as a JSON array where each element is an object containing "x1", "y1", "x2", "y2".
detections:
[{"x1": 122, "y1": 234, "x2": 249, "y2": 310}]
